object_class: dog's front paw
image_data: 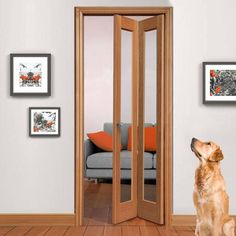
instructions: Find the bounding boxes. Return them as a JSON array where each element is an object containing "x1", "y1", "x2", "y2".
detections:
[
  {"x1": 195, "y1": 220, "x2": 200, "y2": 236},
  {"x1": 195, "y1": 229, "x2": 199, "y2": 236},
  {"x1": 223, "y1": 218, "x2": 235, "y2": 236}
]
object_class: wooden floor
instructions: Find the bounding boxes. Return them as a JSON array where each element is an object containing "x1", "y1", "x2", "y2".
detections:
[
  {"x1": 84, "y1": 181, "x2": 112, "y2": 225},
  {"x1": 84, "y1": 180, "x2": 156, "y2": 225},
  {"x1": 1, "y1": 181, "x2": 234, "y2": 235},
  {"x1": 0, "y1": 225, "x2": 197, "y2": 235},
  {"x1": 82, "y1": 181, "x2": 195, "y2": 235}
]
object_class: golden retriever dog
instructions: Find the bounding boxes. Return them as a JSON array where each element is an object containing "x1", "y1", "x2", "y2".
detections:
[{"x1": 191, "y1": 138, "x2": 235, "y2": 236}]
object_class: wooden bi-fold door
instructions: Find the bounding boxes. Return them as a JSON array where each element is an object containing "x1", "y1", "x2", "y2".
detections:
[
  {"x1": 113, "y1": 15, "x2": 138, "y2": 224},
  {"x1": 113, "y1": 15, "x2": 165, "y2": 224}
]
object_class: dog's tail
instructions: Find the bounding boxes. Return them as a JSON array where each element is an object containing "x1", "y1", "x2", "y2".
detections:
[{"x1": 223, "y1": 218, "x2": 235, "y2": 236}]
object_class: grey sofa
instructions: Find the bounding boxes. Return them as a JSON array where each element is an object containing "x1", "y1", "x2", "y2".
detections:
[{"x1": 84, "y1": 123, "x2": 156, "y2": 180}]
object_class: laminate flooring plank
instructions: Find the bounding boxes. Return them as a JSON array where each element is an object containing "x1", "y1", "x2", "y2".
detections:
[
  {"x1": 103, "y1": 226, "x2": 121, "y2": 236},
  {"x1": 5, "y1": 226, "x2": 32, "y2": 236},
  {"x1": 156, "y1": 226, "x2": 178, "y2": 236},
  {"x1": 64, "y1": 226, "x2": 86, "y2": 236},
  {"x1": 121, "y1": 226, "x2": 140, "y2": 236},
  {"x1": 0, "y1": 227, "x2": 15, "y2": 236},
  {"x1": 84, "y1": 226, "x2": 104, "y2": 236},
  {"x1": 140, "y1": 226, "x2": 160, "y2": 236},
  {"x1": 25, "y1": 226, "x2": 51, "y2": 236},
  {"x1": 174, "y1": 226, "x2": 195, "y2": 236},
  {"x1": 44, "y1": 226, "x2": 68, "y2": 236}
]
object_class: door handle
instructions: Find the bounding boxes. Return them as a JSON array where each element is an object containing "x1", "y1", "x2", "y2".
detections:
[{"x1": 116, "y1": 122, "x2": 124, "y2": 128}]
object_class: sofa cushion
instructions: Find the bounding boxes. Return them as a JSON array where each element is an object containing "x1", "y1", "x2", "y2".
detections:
[
  {"x1": 127, "y1": 126, "x2": 157, "y2": 151},
  {"x1": 104, "y1": 123, "x2": 130, "y2": 150},
  {"x1": 87, "y1": 131, "x2": 113, "y2": 151},
  {"x1": 86, "y1": 150, "x2": 153, "y2": 169},
  {"x1": 104, "y1": 122, "x2": 153, "y2": 150},
  {"x1": 144, "y1": 127, "x2": 157, "y2": 152}
]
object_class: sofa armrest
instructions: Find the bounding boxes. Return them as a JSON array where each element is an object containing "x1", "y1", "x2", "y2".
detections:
[
  {"x1": 84, "y1": 139, "x2": 94, "y2": 178},
  {"x1": 84, "y1": 139, "x2": 97, "y2": 160},
  {"x1": 84, "y1": 139, "x2": 102, "y2": 178}
]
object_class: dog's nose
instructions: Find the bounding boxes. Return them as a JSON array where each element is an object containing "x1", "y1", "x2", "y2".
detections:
[
  {"x1": 191, "y1": 138, "x2": 197, "y2": 150},
  {"x1": 192, "y1": 137, "x2": 198, "y2": 143}
]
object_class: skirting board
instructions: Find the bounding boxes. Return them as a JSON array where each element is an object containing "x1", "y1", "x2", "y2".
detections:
[
  {"x1": 172, "y1": 215, "x2": 236, "y2": 226},
  {"x1": 1, "y1": 214, "x2": 235, "y2": 226},
  {"x1": 0, "y1": 214, "x2": 75, "y2": 226}
]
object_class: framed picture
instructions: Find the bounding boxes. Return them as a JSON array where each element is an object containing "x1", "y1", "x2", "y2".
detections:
[
  {"x1": 203, "y1": 62, "x2": 236, "y2": 103},
  {"x1": 10, "y1": 53, "x2": 51, "y2": 96},
  {"x1": 29, "y1": 107, "x2": 60, "y2": 137}
]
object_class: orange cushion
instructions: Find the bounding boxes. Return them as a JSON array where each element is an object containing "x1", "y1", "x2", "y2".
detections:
[
  {"x1": 144, "y1": 126, "x2": 157, "y2": 151},
  {"x1": 127, "y1": 126, "x2": 156, "y2": 152},
  {"x1": 127, "y1": 127, "x2": 132, "y2": 151},
  {"x1": 87, "y1": 131, "x2": 113, "y2": 151}
]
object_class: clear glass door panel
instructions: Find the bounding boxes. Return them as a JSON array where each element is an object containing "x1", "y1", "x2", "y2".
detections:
[
  {"x1": 120, "y1": 29, "x2": 132, "y2": 203},
  {"x1": 143, "y1": 29, "x2": 157, "y2": 202}
]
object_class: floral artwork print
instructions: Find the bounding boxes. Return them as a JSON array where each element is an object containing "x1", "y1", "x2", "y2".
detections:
[
  {"x1": 19, "y1": 63, "x2": 42, "y2": 87},
  {"x1": 210, "y1": 70, "x2": 236, "y2": 96},
  {"x1": 10, "y1": 54, "x2": 51, "y2": 96},
  {"x1": 33, "y1": 111, "x2": 56, "y2": 133}
]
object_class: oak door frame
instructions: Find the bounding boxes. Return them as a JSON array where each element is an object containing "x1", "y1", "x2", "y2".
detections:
[{"x1": 75, "y1": 6, "x2": 173, "y2": 226}]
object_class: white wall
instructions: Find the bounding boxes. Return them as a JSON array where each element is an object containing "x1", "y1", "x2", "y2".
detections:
[
  {"x1": 0, "y1": 0, "x2": 75, "y2": 213},
  {"x1": 173, "y1": 0, "x2": 236, "y2": 214},
  {"x1": 1, "y1": 0, "x2": 236, "y2": 215}
]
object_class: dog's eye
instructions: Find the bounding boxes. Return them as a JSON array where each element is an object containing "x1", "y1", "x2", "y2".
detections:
[{"x1": 207, "y1": 142, "x2": 211, "y2": 145}]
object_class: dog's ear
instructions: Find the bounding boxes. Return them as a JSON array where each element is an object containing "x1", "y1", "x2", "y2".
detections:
[{"x1": 209, "y1": 148, "x2": 224, "y2": 162}]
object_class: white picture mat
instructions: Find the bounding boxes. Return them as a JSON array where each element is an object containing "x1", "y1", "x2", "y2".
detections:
[
  {"x1": 30, "y1": 109, "x2": 59, "y2": 135},
  {"x1": 13, "y1": 57, "x2": 48, "y2": 93},
  {"x1": 205, "y1": 64, "x2": 236, "y2": 101}
]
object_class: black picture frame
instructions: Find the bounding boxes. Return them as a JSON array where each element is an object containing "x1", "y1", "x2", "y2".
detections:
[
  {"x1": 29, "y1": 107, "x2": 61, "y2": 137},
  {"x1": 203, "y1": 62, "x2": 236, "y2": 103},
  {"x1": 10, "y1": 53, "x2": 51, "y2": 96}
]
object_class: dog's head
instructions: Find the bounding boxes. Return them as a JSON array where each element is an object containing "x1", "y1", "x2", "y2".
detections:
[{"x1": 191, "y1": 138, "x2": 224, "y2": 162}]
